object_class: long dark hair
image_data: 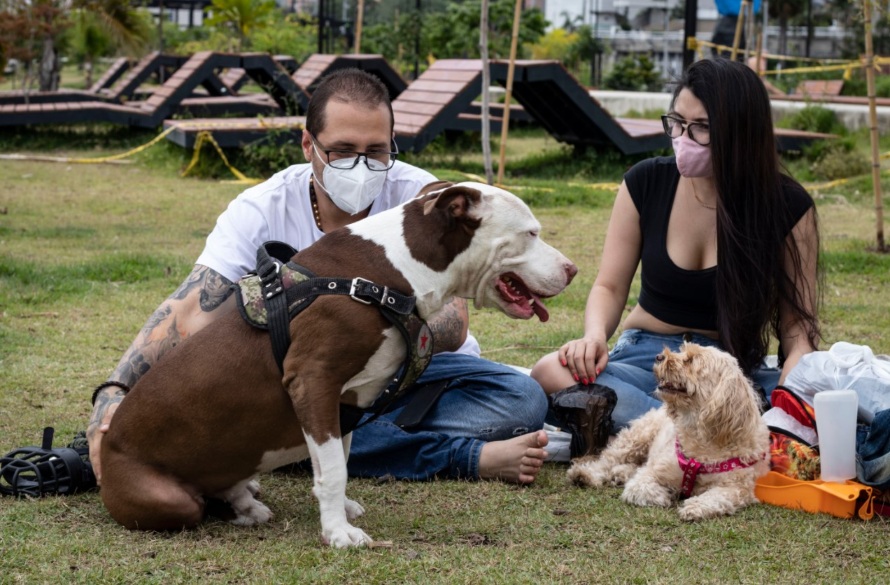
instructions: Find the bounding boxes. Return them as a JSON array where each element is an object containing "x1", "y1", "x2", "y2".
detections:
[{"x1": 672, "y1": 58, "x2": 821, "y2": 373}]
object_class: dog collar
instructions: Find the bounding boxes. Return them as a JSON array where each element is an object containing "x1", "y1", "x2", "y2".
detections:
[{"x1": 675, "y1": 439, "x2": 763, "y2": 498}]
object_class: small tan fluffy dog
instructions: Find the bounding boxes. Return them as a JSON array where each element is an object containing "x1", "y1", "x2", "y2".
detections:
[{"x1": 567, "y1": 343, "x2": 770, "y2": 520}]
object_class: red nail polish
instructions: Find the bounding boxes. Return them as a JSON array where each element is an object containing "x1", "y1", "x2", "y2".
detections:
[
  {"x1": 560, "y1": 359, "x2": 567, "y2": 367},
  {"x1": 596, "y1": 368, "x2": 602, "y2": 375},
  {"x1": 573, "y1": 374, "x2": 579, "y2": 382},
  {"x1": 582, "y1": 378, "x2": 589, "y2": 385}
]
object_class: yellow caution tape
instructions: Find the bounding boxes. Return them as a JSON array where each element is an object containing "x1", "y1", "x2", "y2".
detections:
[
  {"x1": 568, "y1": 181, "x2": 622, "y2": 191},
  {"x1": 805, "y1": 177, "x2": 852, "y2": 191},
  {"x1": 180, "y1": 130, "x2": 262, "y2": 185},
  {"x1": 805, "y1": 155, "x2": 890, "y2": 192},
  {"x1": 695, "y1": 39, "x2": 864, "y2": 66},
  {"x1": 1, "y1": 126, "x2": 177, "y2": 164}
]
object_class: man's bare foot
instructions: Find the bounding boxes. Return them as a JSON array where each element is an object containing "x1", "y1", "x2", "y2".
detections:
[{"x1": 478, "y1": 430, "x2": 549, "y2": 484}]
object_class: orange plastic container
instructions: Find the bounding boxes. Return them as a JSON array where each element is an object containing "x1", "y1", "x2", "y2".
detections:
[{"x1": 755, "y1": 471, "x2": 874, "y2": 520}]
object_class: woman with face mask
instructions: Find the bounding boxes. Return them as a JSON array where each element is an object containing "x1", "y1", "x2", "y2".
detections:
[{"x1": 531, "y1": 58, "x2": 821, "y2": 455}]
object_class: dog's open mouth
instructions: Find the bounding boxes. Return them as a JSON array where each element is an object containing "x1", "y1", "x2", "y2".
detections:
[
  {"x1": 496, "y1": 272, "x2": 550, "y2": 321},
  {"x1": 656, "y1": 381, "x2": 687, "y2": 395}
]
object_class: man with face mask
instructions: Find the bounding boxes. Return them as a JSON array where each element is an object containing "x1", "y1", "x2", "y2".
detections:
[{"x1": 82, "y1": 69, "x2": 550, "y2": 488}]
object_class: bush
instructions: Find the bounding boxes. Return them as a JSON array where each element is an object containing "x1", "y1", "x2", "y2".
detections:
[
  {"x1": 603, "y1": 55, "x2": 661, "y2": 92},
  {"x1": 809, "y1": 140, "x2": 870, "y2": 181},
  {"x1": 239, "y1": 131, "x2": 305, "y2": 178},
  {"x1": 841, "y1": 74, "x2": 890, "y2": 99},
  {"x1": 779, "y1": 105, "x2": 842, "y2": 135}
]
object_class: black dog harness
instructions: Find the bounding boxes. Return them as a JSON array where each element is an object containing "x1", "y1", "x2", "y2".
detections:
[{"x1": 235, "y1": 241, "x2": 435, "y2": 432}]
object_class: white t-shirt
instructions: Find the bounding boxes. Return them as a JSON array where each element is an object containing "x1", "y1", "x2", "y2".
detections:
[{"x1": 196, "y1": 161, "x2": 481, "y2": 356}]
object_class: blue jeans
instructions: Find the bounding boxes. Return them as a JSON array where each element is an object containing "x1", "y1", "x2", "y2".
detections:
[
  {"x1": 597, "y1": 329, "x2": 781, "y2": 429},
  {"x1": 347, "y1": 353, "x2": 547, "y2": 480},
  {"x1": 856, "y1": 409, "x2": 890, "y2": 490}
]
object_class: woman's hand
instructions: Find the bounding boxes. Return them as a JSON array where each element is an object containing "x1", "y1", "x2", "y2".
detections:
[{"x1": 558, "y1": 336, "x2": 610, "y2": 385}]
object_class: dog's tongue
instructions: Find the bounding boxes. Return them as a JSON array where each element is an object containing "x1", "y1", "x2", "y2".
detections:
[
  {"x1": 499, "y1": 273, "x2": 550, "y2": 321},
  {"x1": 532, "y1": 296, "x2": 549, "y2": 322}
]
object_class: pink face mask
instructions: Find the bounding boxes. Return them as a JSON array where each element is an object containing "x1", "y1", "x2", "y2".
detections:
[{"x1": 672, "y1": 135, "x2": 713, "y2": 178}]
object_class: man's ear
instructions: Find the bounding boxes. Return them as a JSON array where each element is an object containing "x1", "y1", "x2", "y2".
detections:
[{"x1": 301, "y1": 131, "x2": 313, "y2": 163}]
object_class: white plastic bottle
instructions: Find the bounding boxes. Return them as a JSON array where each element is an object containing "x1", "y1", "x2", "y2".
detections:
[{"x1": 814, "y1": 389, "x2": 858, "y2": 482}]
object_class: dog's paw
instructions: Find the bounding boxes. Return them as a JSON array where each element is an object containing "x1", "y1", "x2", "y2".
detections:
[
  {"x1": 229, "y1": 499, "x2": 274, "y2": 526},
  {"x1": 678, "y1": 492, "x2": 744, "y2": 521},
  {"x1": 246, "y1": 480, "x2": 261, "y2": 497},
  {"x1": 344, "y1": 497, "x2": 365, "y2": 520},
  {"x1": 322, "y1": 523, "x2": 373, "y2": 548},
  {"x1": 621, "y1": 476, "x2": 673, "y2": 508},
  {"x1": 609, "y1": 464, "x2": 639, "y2": 486},
  {"x1": 567, "y1": 462, "x2": 608, "y2": 487}
]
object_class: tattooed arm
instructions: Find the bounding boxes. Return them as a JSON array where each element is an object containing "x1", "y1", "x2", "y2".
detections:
[
  {"x1": 87, "y1": 265, "x2": 234, "y2": 482},
  {"x1": 427, "y1": 297, "x2": 469, "y2": 354}
]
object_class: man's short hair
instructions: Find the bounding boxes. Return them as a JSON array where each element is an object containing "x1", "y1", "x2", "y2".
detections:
[{"x1": 305, "y1": 69, "x2": 394, "y2": 136}]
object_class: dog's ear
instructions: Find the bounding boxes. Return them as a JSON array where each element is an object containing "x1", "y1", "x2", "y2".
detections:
[
  {"x1": 422, "y1": 185, "x2": 482, "y2": 219},
  {"x1": 700, "y1": 366, "x2": 760, "y2": 448},
  {"x1": 417, "y1": 180, "x2": 453, "y2": 200}
]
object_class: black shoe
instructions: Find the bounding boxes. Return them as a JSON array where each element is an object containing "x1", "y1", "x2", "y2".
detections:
[
  {"x1": 0, "y1": 427, "x2": 96, "y2": 497},
  {"x1": 549, "y1": 384, "x2": 617, "y2": 459}
]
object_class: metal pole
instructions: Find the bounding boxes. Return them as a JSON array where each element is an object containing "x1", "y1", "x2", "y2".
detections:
[
  {"x1": 480, "y1": 0, "x2": 493, "y2": 184},
  {"x1": 662, "y1": 0, "x2": 670, "y2": 79},
  {"x1": 496, "y1": 0, "x2": 522, "y2": 187},
  {"x1": 318, "y1": 0, "x2": 325, "y2": 54},
  {"x1": 762, "y1": 0, "x2": 769, "y2": 57},
  {"x1": 805, "y1": 0, "x2": 812, "y2": 58},
  {"x1": 683, "y1": 0, "x2": 698, "y2": 71},
  {"x1": 414, "y1": 0, "x2": 421, "y2": 79},
  {"x1": 158, "y1": 0, "x2": 165, "y2": 53},
  {"x1": 863, "y1": 0, "x2": 886, "y2": 251}
]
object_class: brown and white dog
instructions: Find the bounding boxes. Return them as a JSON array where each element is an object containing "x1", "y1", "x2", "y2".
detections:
[
  {"x1": 567, "y1": 343, "x2": 770, "y2": 521},
  {"x1": 100, "y1": 181, "x2": 576, "y2": 546}
]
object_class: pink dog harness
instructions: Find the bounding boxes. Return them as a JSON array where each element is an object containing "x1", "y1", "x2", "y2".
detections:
[{"x1": 675, "y1": 439, "x2": 764, "y2": 498}]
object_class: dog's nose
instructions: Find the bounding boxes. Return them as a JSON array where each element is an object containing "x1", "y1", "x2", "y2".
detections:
[
  {"x1": 655, "y1": 354, "x2": 665, "y2": 362},
  {"x1": 564, "y1": 262, "x2": 578, "y2": 283}
]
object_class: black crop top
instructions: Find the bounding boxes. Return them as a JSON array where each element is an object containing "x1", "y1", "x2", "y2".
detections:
[{"x1": 624, "y1": 157, "x2": 814, "y2": 331}]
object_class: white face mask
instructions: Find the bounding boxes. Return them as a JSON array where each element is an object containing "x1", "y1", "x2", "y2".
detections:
[{"x1": 312, "y1": 143, "x2": 388, "y2": 215}]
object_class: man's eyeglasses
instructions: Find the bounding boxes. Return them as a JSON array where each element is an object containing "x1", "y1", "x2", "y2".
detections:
[
  {"x1": 310, "y1": 135, "x2": 399, "y2": 171},
  {"x1": 661, "y1": 115, "x2": 711, "y2": 146}
]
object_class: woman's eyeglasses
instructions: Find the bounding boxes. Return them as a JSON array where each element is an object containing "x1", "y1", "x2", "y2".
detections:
[{"x1": 661, "y1": 115, "x2": 711, "y2": 146}]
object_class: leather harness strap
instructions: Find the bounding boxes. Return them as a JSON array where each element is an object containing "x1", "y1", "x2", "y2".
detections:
[{"x1": 244, "y1": 241, "x2": 436, "y2": 434}]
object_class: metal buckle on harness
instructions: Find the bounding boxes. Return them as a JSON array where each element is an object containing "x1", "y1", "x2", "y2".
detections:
[
  {"x1": 349, "y1": 277, "x2": 386, "y2": 306},
  {"x1": 262, "y1": 261, "x2": 282, "y2": 299}
]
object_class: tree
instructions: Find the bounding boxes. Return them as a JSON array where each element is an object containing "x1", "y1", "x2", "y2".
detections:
[
  {"x1": 70, "y1": 2, "x2": 153, "y2": 89},
  {"x1": 0, "y1": 0, "x2": 152, "y2": 92},
  {"x1": 422, "y1": 0, "x2": 547, "y2": 60},
  {"x1": 0, "y1": 0, "x2": 69, "y2": 92},
  {"x1": 768, "y1": 0, "x2": 807, "y2": 57},
  {"x1": 203, "y1": 0, "x2": 278, "y2": 51}
]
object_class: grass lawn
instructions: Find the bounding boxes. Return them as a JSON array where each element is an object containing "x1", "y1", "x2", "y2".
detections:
[{"x1": 1, "y1": 127, "x2": 889, "y2": 583}]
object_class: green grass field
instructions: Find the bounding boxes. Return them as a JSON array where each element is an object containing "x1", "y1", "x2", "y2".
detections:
[{"x1": 1, "y1": 128, "x2": 889, "y2": 583}]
